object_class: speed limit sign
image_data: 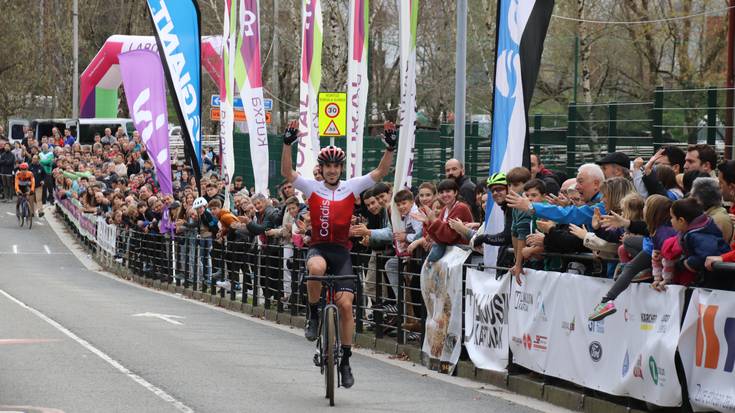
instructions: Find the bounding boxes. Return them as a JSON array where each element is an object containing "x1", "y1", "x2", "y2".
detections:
[
  {"x1": 325, "y1": 103, "x2": 340, "y2": 118},
  {"x1": 319, "y1": 93, "x2": 347, "y2": 137}
]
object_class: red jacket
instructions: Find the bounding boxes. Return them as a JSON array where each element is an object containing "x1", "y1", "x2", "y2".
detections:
[{"x1": 426, "y1": 202, "x2": 473, "y2": 245}]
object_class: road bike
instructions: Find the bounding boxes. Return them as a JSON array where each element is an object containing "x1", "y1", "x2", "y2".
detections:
[
  {"x1": 16, "y1": 192, "x2": 32, "y2": 229},
  {"x1": 303, "y1": 274, "x2": 358, "y2": 407}
]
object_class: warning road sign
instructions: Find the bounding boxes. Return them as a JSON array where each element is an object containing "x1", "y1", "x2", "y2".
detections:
[{"x1": 319, "y1": 92, "x2": 346, "y2": 137}]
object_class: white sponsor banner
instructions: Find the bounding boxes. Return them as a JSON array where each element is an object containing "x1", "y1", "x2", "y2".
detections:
[
  {"x1": 464, "y1": 268, "x2": 510, "y2": 371},
  {"x1": 421, "y1": 246, "x2": 471, "y2": 374},
  {"x1": 679, "y1": 288, "x2": 735, "y2": 412},
  {"x1": 509, "y1": 270, "x2": 684, "y2": 407},
  {"x1": 346, "y1": 0, "x2": 369, "y2": 179},
  {"x1": 96, "y1": 217, "x2": 118, "y2": 256}
]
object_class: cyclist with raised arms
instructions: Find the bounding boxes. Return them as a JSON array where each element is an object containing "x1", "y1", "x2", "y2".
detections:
[{"x1": 281, "y1": 119, "x2": 397, "y2": 388}]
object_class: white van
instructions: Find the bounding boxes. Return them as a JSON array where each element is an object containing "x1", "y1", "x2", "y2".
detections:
[{"x1": 6, "y1": 118, "x2": 135, "y2": 145}]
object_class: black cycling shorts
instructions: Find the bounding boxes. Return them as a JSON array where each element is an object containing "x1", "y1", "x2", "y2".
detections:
[{"x1": 306, "y1": 244, "x2": 356, "y2": 294}]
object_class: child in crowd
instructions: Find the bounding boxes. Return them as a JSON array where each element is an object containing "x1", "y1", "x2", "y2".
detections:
[
  {"x1": 668, "y1": 198, "x2": 730, "y2": 289},
  {"x1": 516, "y1": 179, "x2": 547, "y2": 270},
  {"x1": 589, "y1": 195, "x2": 676, "y2": 321},
  {"x1": 504, "y1": 166, "x2": 534, "y2": 283},
  {"x1": 421, "y1": 179, "x2": 473, "y2": 265}
]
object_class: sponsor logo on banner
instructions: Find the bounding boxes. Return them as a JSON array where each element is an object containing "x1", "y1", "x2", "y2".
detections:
[
  {"x1": 561, "y1": 317, "x2": 576, "y2": 335},
  {"x1": 633, "y1": 354, "x2": 644, "y2": 379},
  {"x1": 640, "y1": 313, "x2": 658, "y2": 331},
  {"x1": 534, "y1": 293, "x2": 548, "y2": 323},
  {"x1": 695, "y1": 304, "x2": 735, "y2": 371},
  {"x1": 657, "y1": 314, "x2": 672, "y2": 334},
  {"x1": 649, "y1": 356, "x2": 667, "y2": 386},
  {"x1": 532, "y1": 335, "x2": 548, "y2": 351},
  {"x1": 622, "y1": 350, "x2": 630, "y2": 377},
  {"x1": 587, "y1": 319, "x2": 605, "y2": 334},
  {"x1": 465, "y1": 287, "x2": 507, "y2": 350},
  {"x1": 523, "y1": 333, "x2": 532, "y2": 350},
  {"x1": 513, "y1": 291, "x2": 533, "y2": 312},
  {"x1": 589, "y1": 341, "x2": 603, "y2": 362}
]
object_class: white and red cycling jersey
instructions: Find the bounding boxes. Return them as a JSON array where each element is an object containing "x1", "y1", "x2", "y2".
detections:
[{"x1": 294, "y1": 174, "x2": 376, "y2": 248}]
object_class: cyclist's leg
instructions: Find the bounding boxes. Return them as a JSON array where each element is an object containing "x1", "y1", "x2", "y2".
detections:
[
  {"x1": 26, "y1": 190, "x2": 35, "y2": 216},
  {"x1": 334, "y1": 291, "x2": 354, "y2": 347},
  {"x1": 304, "y1": 246, "x2": 327, "y2": 341},
  {"x1": 305, "y1": 248, "x2": 327, "y2": 302}
]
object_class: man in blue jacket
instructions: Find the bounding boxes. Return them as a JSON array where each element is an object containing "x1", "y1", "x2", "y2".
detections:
[{"x1": 506, "y1": 163, "x2": 606, "y2": 227}]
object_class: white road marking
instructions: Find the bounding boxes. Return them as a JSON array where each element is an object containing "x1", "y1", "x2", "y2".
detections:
[
  {"x1": 12, "y1": 245, "x2": 17, "y2": 254},
  {"x1": 132, "y1": 312, "x2": 185, "y2": 326},
  {"x1": 44, "y1": 245, "x2": 51, "y2": 254},
  {"x1": 6, "y1": 212, "x2": 14, "y2": 216},
  {"x1": 0, "y1": 290, "x2": 194, "y2": 413}
]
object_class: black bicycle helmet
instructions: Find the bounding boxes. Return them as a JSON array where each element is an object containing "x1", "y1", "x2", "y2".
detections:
[{"x1": 317, "y1": 146, "x2": 346, "y2": 165}]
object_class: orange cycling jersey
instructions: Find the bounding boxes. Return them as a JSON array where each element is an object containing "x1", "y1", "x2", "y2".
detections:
[{"x1": 15, "y1": 170, "x2": 35, "y2": 193}]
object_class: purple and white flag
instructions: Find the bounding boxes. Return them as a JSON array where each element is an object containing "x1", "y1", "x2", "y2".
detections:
[{"x1": 119, "y1": 50, "x2": 172, "y2": 195}]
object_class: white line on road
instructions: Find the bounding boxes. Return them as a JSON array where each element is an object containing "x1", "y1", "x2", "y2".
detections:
[
  {"x1": 132, "y1": 312, "x2": 185, "y2": 326},
  {"x1": 0, "y1": 289, "x2": 195, "y2": 413},
  {"x1": 12, "y1": 245, "x2": 17, "y2": 254},
  {"x1": 5, "y1": 212, "x2": 14, "y2": 216},
  {"x1": 44, "y1": 245, "x2": 51, "y2": 254}
]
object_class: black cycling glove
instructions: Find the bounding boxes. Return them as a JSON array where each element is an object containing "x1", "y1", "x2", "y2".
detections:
[
  {"x1": 283, "y1": 124, "x2": 300, "y2": 146},
  {"x1": 381, "y1": 125, "x2": 398, "y2": 151}
]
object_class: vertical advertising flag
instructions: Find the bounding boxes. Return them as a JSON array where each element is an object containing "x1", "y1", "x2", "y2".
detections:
[
  {"x1": 119, "y1": 50, "x2": 172, "y2": 195},
  {"x1": 146, "y1": 0, "x2": 203, "y2": 183},
  {"x1": 220, "y1": 0, "x2": 237, "y2": 209},
  {"x1": 296, "y1": 0, "x2": 323, "y2": 179},
  {"x1": 346, "y1": 0, "x2": 369, "y2": 179},
  {"x1": 390, "y1": 0, "x2": 419, "y2": 234},
  {"x1": 483, "y1": 0, "x2": 554, "y2": 266},
  {"x1": 235, "y1": 0, "x2": 270, "y2": 196}
]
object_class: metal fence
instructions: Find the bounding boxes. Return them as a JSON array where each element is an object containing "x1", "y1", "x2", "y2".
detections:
[{"x1": 533, "y1": 86, "x2": 735, "y2": 176}]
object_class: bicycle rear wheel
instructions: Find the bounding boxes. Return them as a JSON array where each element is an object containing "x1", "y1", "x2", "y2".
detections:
[{"x1": 324, "y1": 306, "x2": 337, "y2": 406}]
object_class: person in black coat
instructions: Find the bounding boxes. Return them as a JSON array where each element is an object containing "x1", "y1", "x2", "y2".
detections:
[
  {"x1": 0, "y1": 143, "x2": 16, "y2": 201},
  {"x1": 445, "y1": 158, "x2": 477, "y2": 217}
]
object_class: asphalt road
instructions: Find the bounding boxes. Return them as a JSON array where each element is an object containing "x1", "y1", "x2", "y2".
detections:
[{"x1": 0, "y1": 201, "x2": 572, "y2": 413}]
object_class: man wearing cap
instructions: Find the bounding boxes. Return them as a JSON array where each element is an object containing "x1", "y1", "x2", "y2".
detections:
[
  {"x1": 597, "y1": 152, "x2": 631, "y2": 179},
  {"x1": 471, "y1": 173, "x2": 514, "y2": 264}
]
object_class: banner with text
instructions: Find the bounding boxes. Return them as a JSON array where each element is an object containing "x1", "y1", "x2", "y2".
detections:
[
  {"x1": 679, "y1": 288, "x2": 735, "y2": 412},
  {"x1": 235, "y1": 0, "x2": 269, "y2": 196},
  {"x1": 119, "y1": 50, "x2": 172, "y2": 195},
  {"x1": 296, "y1": 0, "x2": 323, "y2": 179},
  {"x1": 146, "y1": 0, "x2": 203, "y2": 181},
  {"x1": 464, "y1": 269, "x2": 510, "y2": 372},
  {"x1": 220, "y1": 0, "x2": 237, "y2": 208},
  {"x1": 346, "y1": 0, "x2": 369, "y2": 178},
  {"x1": 421, "y1": 246, "x2": 471, "y2": 375},
  {"x1": 509, "y1": 270, "x2": 684, "y2": 407}
]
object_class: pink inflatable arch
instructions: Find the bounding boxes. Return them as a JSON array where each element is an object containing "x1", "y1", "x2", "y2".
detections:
[{"x1": 80, "y1": 34, "x2": 223, "y2": 118}]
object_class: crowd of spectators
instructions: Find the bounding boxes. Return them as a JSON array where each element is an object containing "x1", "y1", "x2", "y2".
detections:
[{"x1": 2, "y1": 123, "x2": 735, "y2": 325}]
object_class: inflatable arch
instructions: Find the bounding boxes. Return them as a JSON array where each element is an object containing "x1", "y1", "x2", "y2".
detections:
[{"x1": 80, "y1": 34, "x2": 223, "y2": 118}]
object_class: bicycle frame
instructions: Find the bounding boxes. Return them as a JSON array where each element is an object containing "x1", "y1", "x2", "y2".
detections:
[{"x1": 303, "y1": 274, "x2": 358, "y2": 395}]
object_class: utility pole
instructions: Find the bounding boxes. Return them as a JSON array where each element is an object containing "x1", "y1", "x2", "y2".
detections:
[
  {"x1": 573, "y1": 35, "x2": 579, "y2": 103},
  {"x1": 726, "y1": 0, "x2": 734, "y2": 159},
  {"x1": 72, "y1": 0, "x2": 79, "y2": 119},
  {"x1": 453, "y1": 0, "x2": 467, "y2": 164},
  {"x1": 272, "y1": 0, "x2": 280, "y2": 131}
]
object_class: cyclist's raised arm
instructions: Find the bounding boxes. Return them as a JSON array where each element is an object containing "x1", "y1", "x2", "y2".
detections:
[
  {"x1": 281, "y1": 119, "x2": 300, "y2": 183},
  {"x1": 369, "y1": 121, "x2": 397, "y2": 182}
]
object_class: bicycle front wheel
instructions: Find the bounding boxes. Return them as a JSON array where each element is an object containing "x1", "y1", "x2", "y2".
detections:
[
  {"x1": 18, "y1": 201, "x2": 26, "y2": 228},
  {"x1": 324, "y1": 306, "x2": 337, "y2": 406}
]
